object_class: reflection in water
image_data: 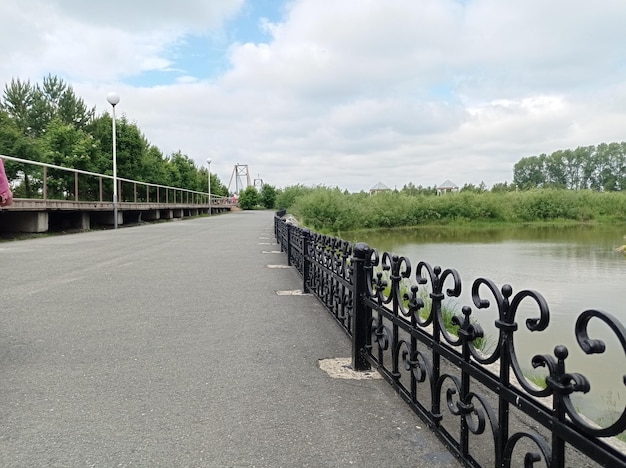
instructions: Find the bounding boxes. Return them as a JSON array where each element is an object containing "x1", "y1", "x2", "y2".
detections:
[
  {"x1": 344, "y1": 224, "x2": 626, "y2": 422},
  {"x1": 348, "y1": 223, "x2": 626, "y2": 247}
]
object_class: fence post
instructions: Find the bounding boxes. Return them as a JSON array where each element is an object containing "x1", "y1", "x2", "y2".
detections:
[
  {"x1": 302, "y1": 228, "x2": 311, "y2": 293},
  {"x1": 352, "y1": 242, "x2": 371, "y2": 371},
  {"x1": 43, "y1": 167, "x2": 48, "y2": 200},
  {"x1": 286, "y1": 224, "x2": 292, "y2": 266}
]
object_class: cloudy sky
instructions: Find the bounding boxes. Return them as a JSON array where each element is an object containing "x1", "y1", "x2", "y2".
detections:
[{"x1": 1, "y1": 0, "x2": 625, "y2": 192}]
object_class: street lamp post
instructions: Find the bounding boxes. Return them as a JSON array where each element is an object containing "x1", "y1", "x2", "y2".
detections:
[
  {"x1": 206, "y1": 158, "x2": 212, "y2": 216},
  {"x1": 106, "y1": 92, "x2": 120, "y2": 229}
]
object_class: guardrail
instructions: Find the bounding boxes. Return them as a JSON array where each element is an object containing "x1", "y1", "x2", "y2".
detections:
[
  {"x1": 274, "y1": 213, "x2": 626, "y2": 468},
  {"x1": 1, "y1": 154, "x2": 229, "y2": 207}
]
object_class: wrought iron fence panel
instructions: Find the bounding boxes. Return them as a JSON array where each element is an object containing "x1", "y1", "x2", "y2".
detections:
[
  {"x1": 305, "y1": 231, "x2": 354, "y2": 335},
  {"x1": 274, "y1": 215, "x2": 288, "y2": 254},
  {"x1": 273, "y1": 213, "x2": 626, "y2": 467},
  {"x1": 288, "y1": 224, "x2": 305, "y2": 276}
]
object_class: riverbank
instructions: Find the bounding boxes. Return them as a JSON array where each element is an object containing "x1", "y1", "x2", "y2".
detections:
[{"x1": 280, "y1": 186, "x2": 626, "y2": 234}]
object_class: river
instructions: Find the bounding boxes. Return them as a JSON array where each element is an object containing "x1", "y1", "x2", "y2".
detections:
[{"x1": 344, "y1": 223, "x2": 626, "y2": 424}]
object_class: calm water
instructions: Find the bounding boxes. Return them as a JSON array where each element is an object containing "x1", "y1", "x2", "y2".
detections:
[{"x1": 345, "y1": 224, "x2": 626, "y2": 421}]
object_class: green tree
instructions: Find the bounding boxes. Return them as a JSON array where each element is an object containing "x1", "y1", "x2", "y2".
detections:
[
  {"x1": 513, "y1": 142, "x2": 626, "y2": 192},
  {"x1": 42, "y1": 118, "x2": 100, "y2": 199},
  {"x1": 238, "y1": 186, "x2": 259, "y2": 210},
  {"x1": 1, "y1": 75, "x2": 94, "y2": 138},
  {"x1": 401, "y1": 182, "x2": 437, "y2": 196},
  {"x1": 43, "y1": 75, "x2": 94, "y2": 130},
  {"x1": 0, "y1": 109, "x2": 21, "y2": 156},
  {"x1": 567, "y1": 146, "x2": 593, "y2": 190},
  {"x1": 116, "y1": 117, "x2": 149, "y2": 182},
  {"x1": 142, "y1": 145, "x2": 170, "y2": 186},
  {"x1": 200, "y1": 167, "x2": 228, "y2": 197},
  {"x1": 0, "y1": 107, "x2": 46, "y2": 197},
  {"x1": 275, "y1": 184, "x2": 314, "y2": 209},
  {"x1": 490, "y1": 181, "x2": 515, "y2": 193},
  {"x1": 544, "y1": 151, "x2": 568, "y2": 189},
  {"x1": 168, "y1": 151, "x2": 200, "y2": 189},
  {"x1": 1, "y1": 74, "x2": 233, "y2": 198},
  {"x1": 87, "y1": 114, "x2": 149, "y2": 201},
  {"x1": 513, "y1": 154, "x2": 546, "y2": 189},
  {"x1": 592, "y1": 142, "x2": 626, "y2": 191},
  {"x1": 1, "y1": 78, "x2": 37, "y2": 133},
  {"x1": 0, "y1": 109, "x2": 40, "y2": 197},
  {"x1": 211, "y1": 173, "x2": 228, "y2": 196},
  {"x1": 260, "y1": 184, "x2": 277, "y2": 209},
  {"x1": 460, "y1": 182, "x2": 487, "y2": 193}
]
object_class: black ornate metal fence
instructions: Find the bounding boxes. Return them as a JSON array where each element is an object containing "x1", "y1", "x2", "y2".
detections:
[{"x1": 274, "y1": 213, "x2": 626, "y2": 468}]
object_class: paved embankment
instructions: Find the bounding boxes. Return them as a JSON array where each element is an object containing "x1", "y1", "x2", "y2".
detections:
[{"x1": 1, "y1": 211, "x2": 459, "y2": 467}]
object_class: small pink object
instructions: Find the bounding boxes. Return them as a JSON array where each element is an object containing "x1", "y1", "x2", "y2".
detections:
[{"x1": 0, "y1": 158, "x2": 13, "y2": 207}]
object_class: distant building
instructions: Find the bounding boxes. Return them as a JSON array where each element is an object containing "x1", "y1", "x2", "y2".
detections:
[
  {"x1": 437, "y1": 180, "x2": 459, "y2": 195},
  {"x1": 370, "y1": 181, "x2": 391, "y2": 194}
]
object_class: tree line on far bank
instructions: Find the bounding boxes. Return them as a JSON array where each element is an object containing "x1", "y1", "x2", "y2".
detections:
[
  {"x1": 400, "y1": 140, "x2": 626, "y2": 196},
  {"x1": 0, "y1": 75, "x2": 228, "y2": 200},
  {"x1": 513, "y1": 143, "x2": 626, "y2": 191}
]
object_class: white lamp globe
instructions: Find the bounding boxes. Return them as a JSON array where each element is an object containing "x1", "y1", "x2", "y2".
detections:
[{"x1": 106, "y1": 92, "x2": 120, "y2": 106}]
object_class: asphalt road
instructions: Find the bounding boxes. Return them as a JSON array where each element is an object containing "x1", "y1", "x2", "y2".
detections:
[{"x1": 0, "y1": 211, "x2": 459, "y2": 467}]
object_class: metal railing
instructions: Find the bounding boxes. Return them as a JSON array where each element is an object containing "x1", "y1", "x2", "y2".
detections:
[
  {"x1": 275, "y1": 213, "x2": 626, "y2": 468},
  {"x1": 1, "y1": 154, "x2": 230, "y2": 207}
]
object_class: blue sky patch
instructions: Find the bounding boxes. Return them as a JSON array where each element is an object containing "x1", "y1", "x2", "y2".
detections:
[{"x1": 126, "y1": 0, "x2": 287, "y2": 86}]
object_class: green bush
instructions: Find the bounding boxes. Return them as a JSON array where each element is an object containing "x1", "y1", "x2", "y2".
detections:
[
  {"x1": 275, "y1": 185, "x2": 314, "y2": 210},
  {"x1": 260, "y1": 184, "x2": 277, "y2": 209},
  {"x1": 283, "y1": 186, "x2": 626, "y2": 233},
  {"x1": 238, "y1": 186, "x2": 259, "y2": 210}
]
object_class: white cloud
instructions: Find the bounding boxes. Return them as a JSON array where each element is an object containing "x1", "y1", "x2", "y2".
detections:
[
  {"x1": 50, "y1": 0, "x2": 243, "y2": 32},
  {"x1": 0, "y1": 0, "x2": 241, "y2": 83},
  {"x1": 1, "y1": 0, "x2": 626, "y2": 192}
]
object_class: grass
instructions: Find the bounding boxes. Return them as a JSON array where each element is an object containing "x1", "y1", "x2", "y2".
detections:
[
  {"x1": 413, "y1": 287, "x2": 492, "y2": 353},
  {"x1": 374, "y1": 271, "x2": 491, "y2": 352},
  {"x1": 525, "y1": 372, "x2": 548, "y2": 390}
]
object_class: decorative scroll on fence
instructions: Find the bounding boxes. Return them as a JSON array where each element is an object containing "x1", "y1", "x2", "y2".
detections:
[{"x1": 275, "y1": 213, "x2": 626, "y2": 468}]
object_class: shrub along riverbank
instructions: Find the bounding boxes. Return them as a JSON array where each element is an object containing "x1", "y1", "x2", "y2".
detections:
[{"x1": 278, "y1": 186, "x2": 626, "y2": 234}]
